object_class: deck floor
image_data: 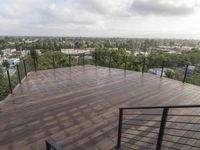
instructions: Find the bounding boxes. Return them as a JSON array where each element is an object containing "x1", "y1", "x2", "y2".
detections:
[{"x1": 1, "y1": 65, "x2": 200, "y2": 150}]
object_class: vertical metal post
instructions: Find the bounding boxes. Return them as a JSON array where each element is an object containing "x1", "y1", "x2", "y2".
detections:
[
  {"x1": 45, "y1": 140, "x2": 50, "y2": 150},
  {"x1": 142, "y1": 57, "x2": 146, "y2": 73},
  {"x1": 116, "y1": 108, "x2": 123, "y2": 150},
  {"x1": 83, "y1": 53, "x2": 85, "y2": 65},
  {"x1": 45, "y1": 139, "x2": 64, "y2": 150},
  {"x1": 160, "y1": 61, "x2": 165, "y2": 77},
  {"x1": 156, "y1": 108, "x2": 169, "y2": 150},
  {"x1": 6, "y1": 69, "x2": 13, "y2": 94},
  {"x1": 183, "y1": 64, "x2": 189, "y2": 83},
  {"x1": 53, "y1": 55, "x2": 55, "y2": 69},
  {"x1": 23, "y1": 60, "x2": 27, "y2": 77},
  {"x1": 95, "y1": 53, "x2": 97, "y2": 66},
  {"x1": 16, "y1": 64, "x2": 21, "y2": 84},
  {"x1": 109, "y1": 53, "x2": 112, "y2": 68},
  {"x1": 99, "y1": 52, "x2": 101, "y2": 66},
  {"x1": 34, "y1": 58, "x2": 37, "y2": 72},
  {"x1": 124, "y1": 55, "x2": 127, "y2": 71},
  {"x1": 69, "y1": 55, "x2": 71, "y2": 67}
]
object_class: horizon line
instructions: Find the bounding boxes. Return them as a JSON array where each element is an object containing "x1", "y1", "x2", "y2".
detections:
[{"x1": 0, "y1": 34, "x2": 200, "y2": 41}]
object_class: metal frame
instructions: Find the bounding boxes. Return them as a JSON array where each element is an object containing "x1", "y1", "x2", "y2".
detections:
[
  {"x1": 156, "y1": 108, "x2": 168, "y2": 150},
  {"x1": 53, "y1": 55, "x2": 56, "y2": 69},
  {"x1": 183, "y1": 64, "x2": 189, "y2": 83},
  {"x1": 33, "y1": 58, "x2": 37, "y2": 72},
  {"x1": 16, "y1": 64, "x2": 21, "y2": 84},
  {"x1": 109, "y1": 53, "x2": 112, "y2": 68},
  {"x1": 124, "y1": 55, "x2": 127, "y2": 71},
  {"x1": 23, "y1": 60, "x2": 27, "y2": 77},
  {"x1": 45, "y1": 139, "x2": 64, "y2": 150},
  {"x1": 160, "y1": 61, "x2": 165, "y2": 77},
  {"x1": 142, "y1": 57, "x2": 146, "y2": 73},
  {"x1": 116, "y1": 104, "x2": 200, "y2": 150},
  {"x1": 6, "y1": 69, "x2": 13, "y2": 94},
  {"x1": 83, "y1": 53, "x2": 85, "y2": 65},
  {"x1": 69, "y1": 54, "x2": 71, "y2": 67}
]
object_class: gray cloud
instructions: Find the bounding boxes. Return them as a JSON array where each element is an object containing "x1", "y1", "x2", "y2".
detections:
[
  {"x1": 131, "y1": 0, "x2": 195, "y2": 16},
  {"x1": 0, "y1": 0, "x2": 200, "y2": 38}
]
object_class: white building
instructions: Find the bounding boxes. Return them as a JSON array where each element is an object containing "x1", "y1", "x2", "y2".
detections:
[
  {"x1": 11, "y1": 49, "x2": 16, "y2": 53},
  {"x1": 61, "y1": 48, "x2": 95, "y2": 55},
  {"x1": 21, "y1": 50, "x2": 30, "y2": 57},
  {"x1": 2, "y1": 48, "x2": 12, "y2": 57},
  {"x1": 134, "y1": 51, "x2": 149, "y2": 56}
]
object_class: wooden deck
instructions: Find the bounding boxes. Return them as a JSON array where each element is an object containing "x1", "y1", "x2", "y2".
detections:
[{"x1": 1, "y1": 65, "x2": 200, "y2": 150}]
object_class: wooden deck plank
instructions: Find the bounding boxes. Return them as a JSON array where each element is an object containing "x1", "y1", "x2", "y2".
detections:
[{"x1": 1, "y1": 65, "x2": 200, "y2": 150}]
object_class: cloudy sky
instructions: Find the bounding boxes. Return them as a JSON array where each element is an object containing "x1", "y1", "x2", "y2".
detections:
[{"x1": 0, "y1": 0, "x2": 200, "y2": 39}]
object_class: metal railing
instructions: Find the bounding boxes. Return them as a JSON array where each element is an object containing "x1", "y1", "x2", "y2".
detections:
[
  {"x1": 45, "y1": 139, "x2": 64, "y2": 150},
  {"x1": 116, "y1": 105, "x2": 200, "y2": 150},
  {"x1": 0, "y1": 58, "x2": 33, "y2": 101},
  {"x1": 94, "y1": 52, "x2": 191, "y2": 83},
  {"x1": 0, "y1": 52, "x2": 195, "y2": 101},
  {"x1": 0, "y1": 53, "x2": 92, "y2": 101}
]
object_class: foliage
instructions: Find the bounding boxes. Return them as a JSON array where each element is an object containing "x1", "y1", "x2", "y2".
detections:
[
  {"x1": 0, "y1": 69, "x2": 17, "y2": 101},
  {"x1": 95, "y1": 48, "x2": 128, "y2": 69},
  {"x1": 30, "y1": 49, "x2": 38, "y2": 61},
  {"x1": 2, "y1": 36, "x2": 200, "y2": 100},
  {"x1": 0, "y1": 50, "x2": 3, "y2": 56},
  {"x1": 165, "y1": 69, "x2": 175, "y2": 79},
  {"x1": 2, "y1": 60, "x2": 10, "y2": 68},
  {"x1": 37, "y1": 51, "x2": 70, "y2": 70}
]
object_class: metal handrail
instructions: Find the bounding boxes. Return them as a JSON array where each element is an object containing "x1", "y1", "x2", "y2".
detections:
[
  {"x1": 45, "y1": 139, "x2": 64, "y2": 150},
  {"x1": 116, "y1": 104, "x2": 200, "y2": 150},
  {"x1": 2, "y1": 51, "x2": 193, "y2": 101},
  {"x1": 120, "y1": 104, "x2": 200, "y2": 109}
]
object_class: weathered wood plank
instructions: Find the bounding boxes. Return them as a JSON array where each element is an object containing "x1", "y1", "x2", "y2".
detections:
[{"x1": 1, "y1": 65, "x2": 200, "y2": 150}]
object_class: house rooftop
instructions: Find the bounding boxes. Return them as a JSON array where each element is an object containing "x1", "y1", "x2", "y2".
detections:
[{"x1": 1, "y1": 65, "x2": 200, "y2": 150}]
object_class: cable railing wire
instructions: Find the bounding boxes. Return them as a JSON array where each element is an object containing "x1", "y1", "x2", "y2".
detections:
[
  {"x1": 121, "y1": 136, "x2": 156, "y2": 146},
  {"x1": 1, "y1": 52, "x2": 198, "y2": 104},
  {"x1": 121, "y1": 140, "x2": 155, "y2": 150},
  {"x1": 162, "y1": 138, "x2": 200, "y2": 149},
  {"x1": 122, "y1": 132, "x2": 158, "y2": 140},
  {"x1": 116, "y1": 105, "x2": 200, "y2": 150}
]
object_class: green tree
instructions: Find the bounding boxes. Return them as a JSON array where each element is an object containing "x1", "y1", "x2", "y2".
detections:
[
  {"x1": 126, "y1": 40, "x2": 137, "y2": 55},
  {"x1": 165, "y1": 69, "x2": 175, "y2": 79},
  {"x1": 0, "y1": 50, "x2": 3, "y2": 56},
  {"x1": 2, "y1": 60, "x2": 10, "y2": 69},
  {"x1": 30, "y1": 49, "x2": 38, "y2": 61}
]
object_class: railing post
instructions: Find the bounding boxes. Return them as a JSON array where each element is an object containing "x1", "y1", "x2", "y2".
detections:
[
  {"x1": 6, "y1": 69, "x2": 13, "y2": 94},
  {"x1": 45, "y1": 140, "x2": 51, "y2": 150},
  {"x1": 16, "y1": 64, "x2": 21, "y2": 84},
  {"x1": 33, "y1": 58, "x2": 37, "y2": 72},
  {"x1": 124, "y1": 55, "x2": 127, "y2": 71},
  {"x1": 69, "y1": 54, "x2": 71, "y2": 67},
  {"x1": 95, "y1": 53, "x2": 97, "y2": 66},
  {"x1": 23, "y1": 60, "x2": 27, "y2": 77},
  {"x1": 116, "y1": 108, "x2": 123, "y2": 150},
  {"x1": 45, "y1": 139, "x2": 64, "y2": 150},
  {"x1": 160, "y1": 61, "x2": 165, "y2": 77},
  {"x1": 142, "y1": 57, "x2": 146, "y2": 73},
  {"x1": 109, "y1": 53, "x2": 112, "y2": 68},
  {"x1": 183, "y1": 64, "x2": 189, "y2": 83},
  {"x1": 53, "y1": 55, "x2": 55, "y2": 69},
  {"x1": 99, "y1": 52, "x2": 101, "y2": 66},
  {"x1": 83, "y1": 53, "x2": 85, "y2": 65},
  {"x1": 156, "y1": 108, "x2": 169, "y2": 150}
]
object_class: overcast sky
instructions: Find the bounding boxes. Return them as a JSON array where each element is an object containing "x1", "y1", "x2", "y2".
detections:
[{"x1": 0, "y1": 0, "x2": 200, "y2": 39}]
